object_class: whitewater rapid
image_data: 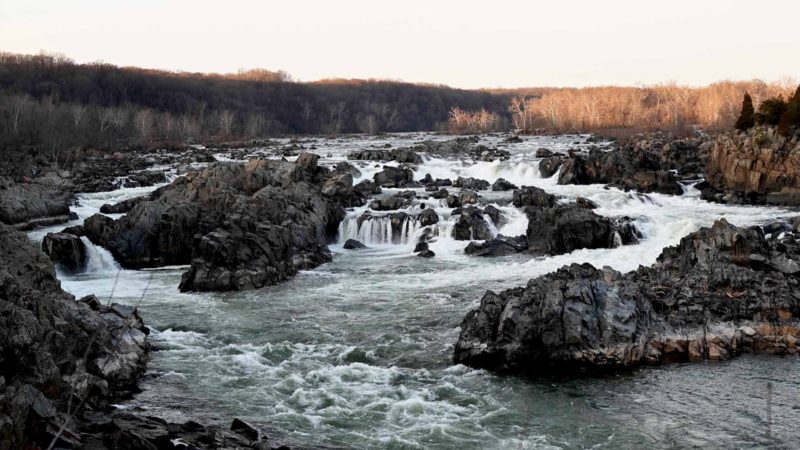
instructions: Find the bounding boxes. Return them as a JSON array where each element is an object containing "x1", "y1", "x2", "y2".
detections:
[{"x1": 29, "y1": 133, "x2": 800, "y2": 449}]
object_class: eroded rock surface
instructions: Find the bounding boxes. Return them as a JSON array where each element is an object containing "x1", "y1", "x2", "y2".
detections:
[
  {"x1": 454, "y1": 219, "x2": 800, "y2": 373},
  {"x1": 83, "y1": 155, "x2": 353, "y2": 292}
]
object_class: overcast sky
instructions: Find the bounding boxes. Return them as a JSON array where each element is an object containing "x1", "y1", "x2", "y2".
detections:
[{"x1": 2, "y1": 0, "x2": 799, "y2": 89}]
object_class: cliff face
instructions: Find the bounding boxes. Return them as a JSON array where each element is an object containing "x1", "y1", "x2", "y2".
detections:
[{"x1": 705, "y1": 127, "x2": 800, "y2": 204}]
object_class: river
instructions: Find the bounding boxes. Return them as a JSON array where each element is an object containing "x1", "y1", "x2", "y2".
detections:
[{"x1": 28, "y1": 133, "x2": 800, "y2": 449}]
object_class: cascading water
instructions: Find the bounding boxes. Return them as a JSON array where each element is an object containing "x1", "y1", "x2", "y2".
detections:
[
  {"x1": 80, "y1": 236, "x2": 121, "y2": 273},
  {"x1": 29, "y1": 133, "x2": 800, "y2": 449}
]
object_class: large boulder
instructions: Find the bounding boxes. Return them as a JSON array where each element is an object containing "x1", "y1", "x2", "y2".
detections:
[
  {"x1": 454, "y1": 219, "x2": 800, "y2": 373},
  {"x1": 41, "y1": 232, "x2": 86, "y2": 271},
  {"x1": 512, "y1": 186, "x2": 557, "y2": 208},
  {"x1": 83, "y1": 155, "x2": 351, "y2": 292},
  {"x1": 454, "y1": 177, "x2": 490, "y2": 191},
  {"x1": 491, "y1": 178, "x2": 518, "y2": 191},
  {"x1": 525, "y1": 205, "x2": 630, "y2": 255},
  {"x1": 452, "y1": 207, "x2": 493, "y2": 241},
  {"x1": 538, "y1": 156, "x2": 565, "y2": 178},
  {"x1": 373, "y1": 166, "x2": 415, "y2": 188}
]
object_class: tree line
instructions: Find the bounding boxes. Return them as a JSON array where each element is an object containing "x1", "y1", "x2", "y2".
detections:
[
  {"x1": 735, "y1": 85, "x2": 800, "y2": 136},
  {"x1": 502, "y1": 81, "x2": 797, "y2": 136},
  {"x1": 0, "y1": 52, "x2": 511, "y2": 153}
]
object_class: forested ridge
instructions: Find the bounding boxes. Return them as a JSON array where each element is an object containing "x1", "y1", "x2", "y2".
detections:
[{"x1": 0, "y1": 52, "x2": 511, "y2": 153}]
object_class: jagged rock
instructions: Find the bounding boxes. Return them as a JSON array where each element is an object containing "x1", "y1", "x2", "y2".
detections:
[
  {"x1": 430, "y1": 188, "x2": 449, "y2": 199},
  {"x1": 446, "y1": 190, "x2": 478, "y2": 208},
  {"x1": 419, "y1": 208, "x2": 439, "y2": 226},
  {"x1": 370, "y1": 197, "x2": 411, "y2": 211},
  {"x1": 0, "y1": 178, "x2": 73, "y2": 229},
  {"x1": 454, "y1": 219, "x2": 800, "y2": 373},
  {"x1": 334, "y1": 161, "x2": 362, "y2": 178},
  {"x1": 539, "y1": 156, "x2": 565, "y2": 178},
  {"x1": 354, "y1": 180, "x2": 382, "y2": 198},
  {"x1": 343, "y1": 239, "x2": 367, "y2": 250},
  {"x1": 349, "y1": 148, "x2": 422, "y2": 164},
  {"x1": 122, "y1": 171, "x2": 167, "y2": 188},
  {"x1": 452, "y1": 207, "x2": 493, "y2": 241},
  {"x1": 373, "y1": 166, "x2": 416, "y2": 188},
  {"x1": 454, "y1": 177, "x2": 490, "y2": 191},
  {"x1": 230, "y1": 418, "x2": 259, "y2": 441},
  {"x1": 557, "y1": 146, "x2": 684, "y2": 195},
  {"x1": 417, "y1": 249, "x2": 435, "y2": 258},
  {"x1": 491, "y1": 178, "x2": 518, "y2": 191},
  {"x1": 414, "y1": 242, "x2": 429, "y2": 253},
  {"x1": 82, "y1": 156, "x2": 350, "y2": 292},
  {"x1": 706, "y1": 127, "x2": 800, "y2": 205},
  {"x1": 525, "y1": 205, "x2": 635, "y2": 255},
  {"x1": 512, "y1": 186, "x2": 557, "y2": 208},
  {"x1": 464, "y1": 235, "x2": 528, "y2": 256},
  {"x1": 41, "y1": 232, "x2": 86, "y2": 271},
  {"x1": 575, "y1": 197, "x2": 598, "y2": 209},
  {"x1": 0, "y1": 224, "x2": 149, "y2": 449},
  {"x1": 483, "y1": 205, "x2": 502, "y2": 226},
  {"x1": 100, "y1": 196, "x2": 147, "y2": 214}
]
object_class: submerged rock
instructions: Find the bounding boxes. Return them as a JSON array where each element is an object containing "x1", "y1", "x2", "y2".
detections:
[
  {"x1": 464, "y1": 235, "x2": 528, "y2": 256},
  {"x1": 454, "y1": 219, "x2": 800, "y2": 373},
  {"x1": 343, "y1": 239, "x2": 367, "y2": 249}
]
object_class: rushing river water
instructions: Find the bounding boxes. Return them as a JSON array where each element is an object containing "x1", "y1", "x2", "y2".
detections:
[{"x1": 29, "y1": 134, "x2": 800, "y2": 449}]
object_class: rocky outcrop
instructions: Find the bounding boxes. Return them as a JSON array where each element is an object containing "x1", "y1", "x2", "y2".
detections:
[
  {"x1": 454, "y1": 219, "x2": 800, "y2": 373},
  {"x1": 407, "y1": 137, "x2": 510, "y2": 161},
  {"x1": 452, "y1": 207, "x2": 493, "y2": 241},
  {"x1": 556, "y1": 146, "x2": 684, "y2": 195},
  {"x1": 0, "y1": 224, "x2": 149, "y2": 448},
  {"x1": 42, "y1": 232, "x2": 86, "y2": 271},
  {"x1": 0, "y1": 178, "x2": 73, "y2": 230},
  {"x1": 705, "y1": 127, "x2": 800, "y2": 205},
  {"x1": 83, "y1": 155, "x2": 351, "y2": 292}
]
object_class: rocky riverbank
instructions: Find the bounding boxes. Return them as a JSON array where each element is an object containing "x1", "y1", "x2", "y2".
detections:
[
  {"x1": 454, "y1": 219, "x2": 800, "y2": 373},
  {"x1": 703, "y1": 127, "x2": 800, "y2": 205}
]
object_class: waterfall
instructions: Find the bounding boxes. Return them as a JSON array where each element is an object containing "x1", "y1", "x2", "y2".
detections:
[
  {"x1": 81, "y1": 237, "x2": 122, "y2": 273},
  {"x1": 339, "y1": 214, "x2": 424, "y2": 245}
]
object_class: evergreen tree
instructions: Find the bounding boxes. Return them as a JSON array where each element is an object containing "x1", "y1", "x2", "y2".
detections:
[
  {"x1": 735, "y1": 92, "x2": 755, "y2": 131},
  {"x1": 755, "y1": 96, "x2": 787, "y2": 126},
  {"x1": 778, "y1": 85, "x2": 800, "y2": 136}
]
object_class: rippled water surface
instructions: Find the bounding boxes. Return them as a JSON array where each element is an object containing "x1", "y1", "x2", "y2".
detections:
[{"x1": 32, "y1": 133, "x2": 800, "y2": 449}]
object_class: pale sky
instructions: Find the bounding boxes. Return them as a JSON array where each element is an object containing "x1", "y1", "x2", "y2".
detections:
[{"x1": 1, "y1": 0, "x2": 799, "y2": 89}]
